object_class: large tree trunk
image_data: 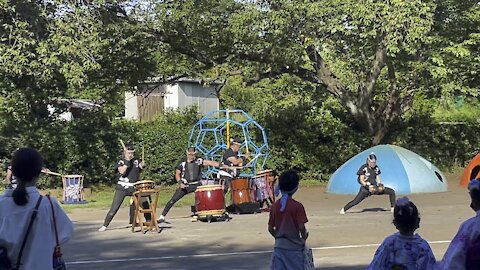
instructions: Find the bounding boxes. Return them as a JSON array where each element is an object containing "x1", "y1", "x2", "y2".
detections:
[{"x1": 304, "y1": 34, "x2": 416, "y2": 145}]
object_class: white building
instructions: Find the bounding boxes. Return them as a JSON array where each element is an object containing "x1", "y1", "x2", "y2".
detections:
[
  {"x1": 48, "y1": 99, "x2": 101, "y2": 121},
  {"x1": 125, "y1": 78, "x2": 220, "y2": 122}
]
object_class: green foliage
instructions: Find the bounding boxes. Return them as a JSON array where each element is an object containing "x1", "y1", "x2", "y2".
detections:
[
  {"x1": 385, "y1": 96, "x2": 480, "y2": 169},
  {"x1": 221, "y1": 74, "x2": 369, "y2": 180},
  {"x1": 139, "y1": 108, "x2": 200, "y2": 185},
  {"x1": 432, "y1": 102, "x2": 480, "y2": 123}
]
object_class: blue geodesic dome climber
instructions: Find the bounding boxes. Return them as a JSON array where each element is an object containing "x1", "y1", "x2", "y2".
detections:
[{"x1": 188, "y1": 109, "x2": 269, "y2": 178}]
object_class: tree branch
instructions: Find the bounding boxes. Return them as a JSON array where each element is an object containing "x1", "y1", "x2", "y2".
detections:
[
  {"x1": 364, "y1": 33, "x2": 388, "y2": 99},
  {"x1": 304, "y1": 44, "x2": 361, "y2": 124}
]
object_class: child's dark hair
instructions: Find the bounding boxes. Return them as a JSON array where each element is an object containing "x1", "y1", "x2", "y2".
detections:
[
  {"x1": 393, "y1": 199, "x2": 420, "y2": 232},
  {"x1": 470, "y1": 188, "x2": 480, "y2": 204},
  {"x1": 11, "y1": 148, "x2": 43, "y2": 206},
  {"x1": 279, "y1": 169, "x2": 300, "y2": 193}
]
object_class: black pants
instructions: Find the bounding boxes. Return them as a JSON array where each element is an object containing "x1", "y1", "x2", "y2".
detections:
[
  {"x1": 343, "y1": 186, "x2": 396, "y2": 212},
  {"x1": 161, "y1": 183, "x2": 200, "y2": 216},
  {"x1": 103, "y1": 188, "x2": 151, "y2": 227}
]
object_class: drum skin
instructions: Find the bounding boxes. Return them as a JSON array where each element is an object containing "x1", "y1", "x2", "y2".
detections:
[
  {"x1": 134, "y1": 180, "x2": 155, "y2": 192},
  {"x1": 195, "y1": 185, "x2": 225, "y2": 213},
  {"x1": 231, "y1": 178, "x2": 252, "y2": 204}
]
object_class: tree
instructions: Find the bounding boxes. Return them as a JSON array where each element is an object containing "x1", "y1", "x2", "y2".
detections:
[
  {"x1": 130, "y1": 0, "x2": 439, "y2": 144},
  {"x1": 0, "y1": 0, "x2": 157, "y2": 183}
]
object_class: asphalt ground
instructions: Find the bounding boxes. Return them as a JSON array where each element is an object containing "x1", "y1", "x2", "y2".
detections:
[{"x1": 63, "y1": 174, "x2": 470, "y2": 269}]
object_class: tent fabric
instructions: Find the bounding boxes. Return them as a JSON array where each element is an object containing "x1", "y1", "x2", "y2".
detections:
[
  {"x1": 460, "y1": 153, "x2": 480, "y2": 187},
  {"x1": 327, "y1": 145, "x2": 448, "y2": 195}
]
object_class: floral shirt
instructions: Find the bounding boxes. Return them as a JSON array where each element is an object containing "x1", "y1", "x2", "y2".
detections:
[{"x1": 367, "y1": 232, "x2": 436, "y2": 270}]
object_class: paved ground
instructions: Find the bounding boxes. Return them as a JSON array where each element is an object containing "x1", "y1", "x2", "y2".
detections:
[{"x1": 63, "y1": 172, "x2": 472, "y2": 269}]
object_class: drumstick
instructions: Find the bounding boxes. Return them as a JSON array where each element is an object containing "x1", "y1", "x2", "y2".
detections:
[
  {"x1": 119, "y1": 139, "x2": 127, "y2": 151},
  {"x1": 243, "y1": 133, "x2": 250, "y2": 155},
  {"x1": 142, "y1": 145, "x2": 145, "y2": 162},
  {"x1": 42, "y1": 170, "x2": 62, "y2": 177},
  {"x1": 245, "y1": 153, "x2": 261, "y2": 166}
]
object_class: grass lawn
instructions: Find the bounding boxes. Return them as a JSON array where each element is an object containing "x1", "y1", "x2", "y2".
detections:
[
  {"x1": 59, "y1": 185, "x2": 197, "y2": 213},
  {"x1": 0, "y1": 179, "x2": 324, "y2": 213}
]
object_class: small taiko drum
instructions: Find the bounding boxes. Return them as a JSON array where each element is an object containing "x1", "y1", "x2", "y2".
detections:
[
  {"x1": 231, "y1": 177, "x2": 254, "y2": 205},
  {"x1": 195, "y1": 185, "x2": 225, "y2": 218},
  {"x1": 134, "y1": 180, "x2": 155, "y2": 192},
  {"x1": 62, "y1": 175, "x2": 85, "y2": 204}
]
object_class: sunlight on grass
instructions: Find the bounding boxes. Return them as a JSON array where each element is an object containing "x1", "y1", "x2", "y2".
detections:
[
  {"x1": 0, "y1": 179, "x2": 324, "y2": 214},
  {"x1": 56, "y1": 186, "x2": 197, "y2": 213}
]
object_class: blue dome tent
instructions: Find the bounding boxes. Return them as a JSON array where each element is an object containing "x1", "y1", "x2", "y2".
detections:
[{"x1": 327, "y1": 145, "x2": 448, "y2": 195}]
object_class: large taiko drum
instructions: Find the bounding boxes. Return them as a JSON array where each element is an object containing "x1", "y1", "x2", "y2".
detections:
[
  {"x1": 195, "y1": 185, "x2": 226, "y2": 218},
  {"x1": 62, "y1": 175, "x2": 85, "y2": 204},
  {"x1": 231, "y1": 177, "x2": 254, "y2": 205},
  {"x1": 134, "y1": 180, "x2": 155, "y2": 192}
]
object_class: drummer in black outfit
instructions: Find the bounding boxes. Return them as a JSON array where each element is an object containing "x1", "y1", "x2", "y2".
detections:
[
  {"x1": 220, "y1": 137, "x2": 251, "y2": 195},
  {"x1": 340, "y1": 153, "x2": 396, "y2": 214},
  {"x1": 157, "y1": 147, "x2": 226, "y2": 223},
  {"x1": 98, "y1": 143, "x2": 149, "y2": 232}
]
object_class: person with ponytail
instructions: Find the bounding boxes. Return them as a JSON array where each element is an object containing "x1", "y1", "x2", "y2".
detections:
[
  {"x1": 340, "y1": 153, "x2": 396, "y2": 214},
  {"x1": 0, "y1": 148, "x2": 74, "y2": 269},
  {"x1": 268, "y1": 169, "x2": 309, "y2": 270},
  {"x1": 438, "y1": 179, "x2": 480, "y2": 269},
  {"x1": 367, "y1": 197, "x2": 436, "y2": 269}
]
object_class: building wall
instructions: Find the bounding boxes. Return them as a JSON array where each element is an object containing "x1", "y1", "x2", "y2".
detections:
[
  {"x1": 124, "y1": 92, "x2": 138, "y2": 120},
  {"x1": 178, "y1": 82, "x2": 219, "y2": 114},
  {"x1": 163, "y1": 84, "x2": 180, "y2": 111},
  {"x1": 125, "y1": 81, "x2": 220, "y2": 120}
]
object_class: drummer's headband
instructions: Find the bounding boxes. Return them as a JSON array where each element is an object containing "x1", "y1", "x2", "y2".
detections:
[{"x1": 367, "y1": 152, "x2": 376, "y2": 162}]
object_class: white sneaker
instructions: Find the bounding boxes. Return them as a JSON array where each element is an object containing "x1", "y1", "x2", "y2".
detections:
[
  {"x1": 157, "y1": 215, "x2": 165, "y2": 223},
  {"x1": 98, "y1": 226, "x2": 107, "y2": 232},
  {"x1": 391, "y1": 207, "x2": 394, "y2": 213},
  {"x1": 340, "y1": 208, "x2": 345, "y2": 215}
]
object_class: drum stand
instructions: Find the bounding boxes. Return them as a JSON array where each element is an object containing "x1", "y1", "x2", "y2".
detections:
[{"x1": 132, "y1": 189, "x2": 160, "y2": 233}]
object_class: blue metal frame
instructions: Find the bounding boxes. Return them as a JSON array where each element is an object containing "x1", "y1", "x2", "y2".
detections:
[{"x1": 188, "y1": 109, "x2": 269, "y2": 178}]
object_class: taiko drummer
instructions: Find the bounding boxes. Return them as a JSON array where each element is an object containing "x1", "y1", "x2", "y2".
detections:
[
  {"x1": 157, "y1": 147, "x2": 227, "y2": 223},
  {"x1": 220, "y1": 137, "x2": 250, "y2": 196},
  {"x1": 98, "y1": 143, "x2": 150, "y2": 232}
]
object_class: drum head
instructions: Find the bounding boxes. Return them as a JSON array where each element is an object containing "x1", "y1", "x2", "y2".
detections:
[
  {"x1": 135, "y1": 180, "x2": 154, "y2": 185},
  {"x1": 196, "y1": 184, "x2": 223, "y2": 192},
  {"x1": 256, "y1": 169, "x2": 272, "y2": 175}
]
